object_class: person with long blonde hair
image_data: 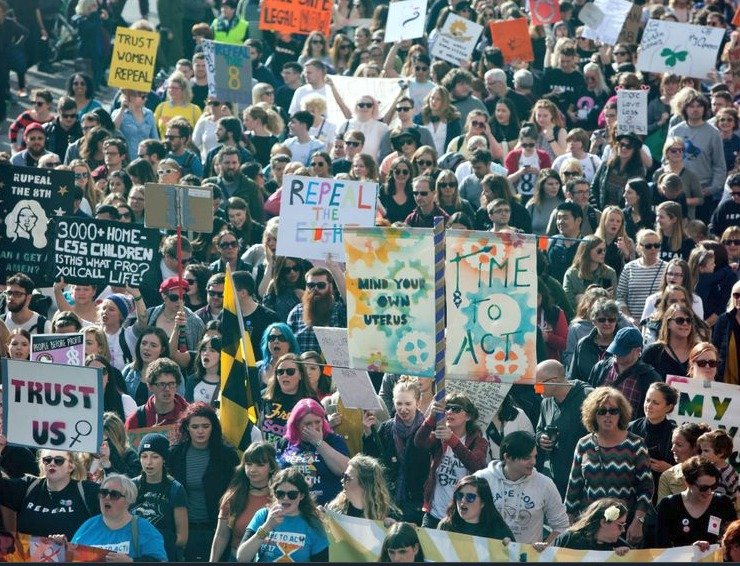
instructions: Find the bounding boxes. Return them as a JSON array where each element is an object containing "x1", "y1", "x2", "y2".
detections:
[
  {"x1": 415, "y1": 86, "x2": 462, "y2": 155},
  {"x1": 153, "y1": 71, "x2": 202, "y2": 138},
  {"x1": 529, "y1": 99, "x2": 567, "y2": 159},
  {"x1": 656, "y1": 200, "x2": 695, "y2": 261},
  {"x1": 642, "y1": 303, "x2": 700, "y2": 379},
  {"x1": 595, "y1": 205, "x2": 635, "y2": 277},
  {"x1": 327, "y1": 454, "x2": 401, "y2": 521}
]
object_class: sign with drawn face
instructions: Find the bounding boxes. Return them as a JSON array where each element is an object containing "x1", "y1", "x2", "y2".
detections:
[{"x1": 0, "y1": 164, "x2": 75, "y2": 285}]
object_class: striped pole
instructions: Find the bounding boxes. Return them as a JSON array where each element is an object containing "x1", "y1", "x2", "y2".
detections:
[{"x1": 433, "y1": 216, "x2": 446, "y2": 420}]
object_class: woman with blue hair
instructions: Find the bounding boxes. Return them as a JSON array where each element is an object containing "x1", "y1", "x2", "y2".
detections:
[{"x1": 258, "y1": 323, "x2": 300, "y2": 387}]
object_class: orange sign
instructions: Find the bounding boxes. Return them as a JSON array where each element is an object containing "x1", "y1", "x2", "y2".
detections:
[
  {"x1": 489, "y1": 18, "x2": 534, "y2": 63},
  {"x1": 733, "y1": 4, "x2": 740, "y2": 26},
  {"x1": 260, "y1": 0, "x2": 332, "y2": 38},
  {"x1": 530, "y1": 0, "x2": 561, "y2": 26}
]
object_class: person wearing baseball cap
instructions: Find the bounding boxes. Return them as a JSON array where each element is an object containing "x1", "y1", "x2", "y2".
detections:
[
  {"x1": 586, "y1": 327, "x2": 660, "y2": 419},
  {"x1": 142, "y1": 276, "x2": 205, "y2": 352},
  {"x1": 9, "y1": 123, "x2": 52, "y2": 167},
  {"x1": 132, "y1": 433, "x2": 188, "y2": 561}
]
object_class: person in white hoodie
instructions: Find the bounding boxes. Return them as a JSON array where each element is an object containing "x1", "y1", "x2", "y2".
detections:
[{"x1": 475, "y1": 431, "x2": 570, "y2": 546}]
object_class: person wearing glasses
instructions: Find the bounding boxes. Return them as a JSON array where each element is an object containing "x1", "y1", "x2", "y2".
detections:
[
  {"x1": 0, "y1": 449, "x2": 99, "y2": 538},
  {"x1": 505, "y1": 124, "x2": 553, "y2": 205},
  {"x1": 569, "y1": 298, "x2": 618, "y2": 383},
  {"x1": 404, "y1": 176, "x2": 449, "y2": 228},
  {"x1": 194, "y1": 272, "x2": 225, "y2": 324},
  {"x1": 565, "y1": 387, "x2": 653, "y2": 547},
  {"x1": 379, "y1": 156, "x2": 416, "y2": 223},
  {"x1": 655, "y1": 456, "x2": 736, "y2": 549},
  {"x1": 237, "y1": 467, "x2": 329, "y2": 562},
  {"x1": 551, "y1": 499, "x2": 630, "y2": 553},
  {"x1": 712, "y1": 279, "x2": 740, "y2": 384},
  {"x1": 10, "y1": 88, "x2": 56, "y2": 150},
  {"x1": 209, "y1": 229, "x2": 253, "y2": 275},
  {"x1": 112, "y1": 90, "x2": 158, "y2": 162},
  {"x1": 261, "y1": 257, "x2": 306, "y2": 323},
  {"x1": 153, "y1": 71, "x2": 202, "y2": 139},
  {"x1": 437, "y1": 475, "x2": 512, "y2": 539},
  {"x1": 551, "y1": 128, "x2": 602, "y2": 183},
  {"x1": 563, "y1": 235, "x2": 618, "y2": 309},
  {"x1": 591, "y1": 132, "x2": 646, "y2": 210},
  {"x1": 164, "y1": 119, "x2": 203, "y2": 178},
  {"x1": 327, "y1": 454, "x2": 401, "y2": 521},
  {"x1": 257, "y1": 323, "x2": 300, "y2": 388},
  {"x1": 125, "y1": 358, "x2": 189, "y2": 431},
  {"x1": 1, "y1": 273, "x2": 52, "y2": 334},
  {"x1": 616, "y1": 229, "x2": 668, "y2": 324},
  {"x1": 43, "y1": 96, "x2": 83, "y2": 161}
]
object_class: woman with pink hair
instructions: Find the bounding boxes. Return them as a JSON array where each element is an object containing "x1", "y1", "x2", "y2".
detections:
[{"x1": 274, "y1": 398, "x2": 350, "y2": 505}]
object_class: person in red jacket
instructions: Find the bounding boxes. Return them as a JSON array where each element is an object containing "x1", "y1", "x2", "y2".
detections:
[
  {"x1": 125, "y1": 358, "x2": 190, "y2": 430},
  {"x1": 413, "y1": 393, "x2": 488, "y2": 528}
]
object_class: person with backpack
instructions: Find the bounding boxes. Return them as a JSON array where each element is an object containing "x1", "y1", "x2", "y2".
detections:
[
  {"x1": 131, "y1": 433, "x2": 188, "y2": 561},
  {"x1": 0, "y1": 449, "x2": 99, "y2": 538},
  {"x1": 1, "y1": 273, "x2": 51, "y2": 334}
]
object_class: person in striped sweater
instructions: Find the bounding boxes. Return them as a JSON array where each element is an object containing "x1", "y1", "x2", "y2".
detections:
[
  {"x1": 565, "y1": 387, "x2": 654, "y2": 548},
  {"x1": 616, "y1": 229, "x2": 667, "y2": 324}
]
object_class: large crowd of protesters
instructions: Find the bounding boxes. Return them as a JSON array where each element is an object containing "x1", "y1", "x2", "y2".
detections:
[{"x1": 0, "y1": 0, "x2": 739, "y2": 561}]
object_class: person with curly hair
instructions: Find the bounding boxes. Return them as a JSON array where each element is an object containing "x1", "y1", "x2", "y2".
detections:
[{"x1": 552, "y1": 498, "x2": 630, "y2": 553}]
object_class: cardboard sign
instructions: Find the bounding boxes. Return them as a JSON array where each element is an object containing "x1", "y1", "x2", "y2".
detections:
[
  {"x1": 445, "y1": 231, "x2": 537, "y2": 382},
  {"x1": 616, "y1": 88, "x2": 648, "y2": 135},
  {"x1": 446, "y1": 380, "x2": 512, "y2": 432},
  {"x1": 202, "y1": 40, "x2": 253, "y2": 106},
  {"x1": 259, "y1": 0, "x2": 332, "y2": 38},
  {"x1": 126, "y1": 424, "x2": 178, "y2": 449},
  {"x1": 30, "y1": 333, "x2": 84, "y2": 366},
  {"x1": 733, "y1": 4, "x2": 740, "y2": 26},
  {"x1": 2, "y1": 359, "x2": 103, "y2": 454},
  {"x1": 314, "y1": 327, "x2": 384, "y2": 412},
  {"x1": 637, "y1": 20, "x2": 724, "y2": 79},
  {"x1": 617, "y1": 3, "x2": 643, "y2": 45},
  {"x1": 344, "y1": 227, "x2": 436, "y2": 377},
  {"x1": 385, "y1": 0, "x2": 428, "y2": 42},
  {"x1": 52, "y1": 217, "x2": 160, "y2": 287},
  {"x1": 489, "y1": 18, "x2": 534, "y2": 63},
  {"x1": 144, "y1": 183, "x2": 214, "y2": 232},
  {"x1": 431, "y1": 13, "x2": 484, "y2": 66},
  {"x1": 667, "y1": 377, "x2": 739, "y2": 472},
  {"x1": 108, "y1": 27, "x2": 160, "y2": 91},
  {"x1": 276, "y1": 176, "x2": 378, "y2": 262},
  {"x1": 530, "y1": 0, "x2": 561, "y2": 26},
  {"x1": 0, "y1": 164, "x2": 75, "y2": 285},
  {"x1": 581, "y1": 0, "x2": 632, "y2": 45}
]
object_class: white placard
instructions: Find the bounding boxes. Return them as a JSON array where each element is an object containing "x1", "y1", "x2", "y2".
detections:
[
  {"x1": 276, "y1": 175, "x2": 378, "y2": 262},
  {"x1": 446, "y1": 380, "x2": 512, "y2": 432},
  {"x1": 429, "y1": 13, "x2": 484, "y2": 66},
  {"x1": 314, "y1": 327, "x2": 384, "y2": 412},
  {"x1": 385, "y1": 0, "x2": 428, "y2": 42},
  {"x1": 2, "y1": 359, "x2": 103, "y2": 454},
  {"x1": 578, "y1": 3, "x2": 604, "y2": 29},
  {"x1": 636, "y1": 19, "x2": 724, "y2": 79},
  {"x1": 581, "y1": 0, "x2": 632, "y2": 45},
  {"x1": 616, "y1": 89, "x2": 648, "y2": 135}
]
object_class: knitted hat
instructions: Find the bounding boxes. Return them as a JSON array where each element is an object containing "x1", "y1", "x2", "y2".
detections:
[
  {"x1": 107, "y1": 293, "x2": 134, "y2": 320},
  {"x1": 138, "y1": 433, "x2": 170, "y2": 460},
  {"x1": 24, "y1": 122, "x2": 45, "y2": 137}
]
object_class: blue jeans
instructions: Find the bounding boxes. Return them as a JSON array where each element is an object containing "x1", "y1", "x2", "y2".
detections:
[{"x1": 6, "y1": 44, "x2": 27, "y2": 89}]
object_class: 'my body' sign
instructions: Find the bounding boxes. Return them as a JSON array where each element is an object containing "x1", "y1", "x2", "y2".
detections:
[{"x1": 667, "y1": 376, "x2": 739, "y2": 472}]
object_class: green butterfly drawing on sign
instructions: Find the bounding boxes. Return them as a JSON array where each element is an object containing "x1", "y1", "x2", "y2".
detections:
[{"x1": 660, "y1": 47, "x2": 688, "y2": 67}]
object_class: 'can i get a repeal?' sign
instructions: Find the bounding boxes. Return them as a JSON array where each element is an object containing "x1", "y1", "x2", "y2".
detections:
[
  {"x1": 1, "y1": 359, "x2": 103, "y2": 454},
  {"x1": 108, "y1": 27, "x2": 160, "y2": 91}
]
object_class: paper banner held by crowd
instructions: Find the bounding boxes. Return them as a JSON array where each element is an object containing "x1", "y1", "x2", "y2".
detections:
[
  {"x1": 384, "y1": 0, "x2": 428, "y2": 43},
  {"x1": 30, "y1": 333, "x2": 85, "y2": 366},
  {"x1": 488, "y1": 18, "x2": 534, "y2": 63},
  {"x1": 1, "y1": 359, "x2": 103, "y2": 454},
  {"x1": 0, "y1": 164, "x2": 75, "y2": 286},
  {"x1": 202, "y1": 40, "x2": 253, "y2": 106},
  {"x1": 107, "y1": 27, "x2": 160, "y2": 91},
  {"x1": 636, "y1": 19, "x2": 725, "y2": 79},
  {"x1": 445, "y1": 230, "x2": 538, "y2": 383},
  {"x1": 314, "y1": 326, "x2": 384, "y2": 412},
  {"x1": 276, "y1": 175, "x2": 378, "y2": 262},
  {"x1": 344, "y1": 226, "x2": 436, "y2": 377}
]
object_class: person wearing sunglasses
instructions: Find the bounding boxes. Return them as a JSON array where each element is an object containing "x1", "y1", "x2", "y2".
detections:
[
  {"x1": 405, "y1": 175, "x2": 449, "y2": 228},
  {"x1": 378, "y1": 127, "x2": 423, "y2": 182},
  {"x1": 712, "y1": 279, "x2": 740, "y2": 384},
  {"x1": 328, "y1": 84, "x2": 388, "y2": 161},
  {"x1": 642, "y1": 303, "x2": 701, "y2": 381},
  {"x1": 43, "y1": 96, "x2": 83, "y2": 162},
  {"x1": 237, "y1": 467, "x2": 329, "y2": 562},
  {"x1": 194, "y1": 272, "x2": 226, "y2": 324},
  {"x1": 260, "y1": 257, "x2": 305, "y2": 322},
  {"x1": 616, "y1": 229, "x2": 668, "y2": 324},
  {"x1": 551, "y1": 498, "x2": 630, "y2": 554},
  {"x1": 378, "y1": 155, "x2": 416, "y2": 224},
  {"x1": 591, "y1": 132, "x2": 646, "y2": 211},
  {"x1": 257, "y1": 323, "x2": 300, "y2": 388},
  {"x1": 437, "y1": 475, "x2": 512, "y2": 539},
  {"x1": 71, "y1": 473, "x2": 167, "y2": 561},
  {"x1": 565, "y1": 387, "x2": 653, "y2": 546},
  {"x1": 209, "y1": 229, "x2": 252, "y2": 275},
  {"x1": 275, "y1": 398, "x2": 349, "y2": 505},
  {"x1": 0, "y1": 449, "x2": 98, "y2": 538},
  {"x1": 569, "y1": 298, "x2": 619, "y2": 383},
  {"x1": 686, "y1": 342, "x2": 720, "y2": 382},
  {"x1": 9, "y1": 89, "x2": 54, "y2": 154},
  {"x1": 435, "y1": 170, "x2": 476, "y2": 220},
  {"x1": 655, "y1": 456, "x2": 736, "y2": 549},
  {"x1": 505, "y1": 124, "x2": 552, "y2": 205},
  {"x1": 563, "y1": 235, "x2": 618, "y2": 310}
]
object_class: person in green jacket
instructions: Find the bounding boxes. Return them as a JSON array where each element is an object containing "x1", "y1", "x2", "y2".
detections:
[{"x1": 211, "y1": 0, "x2": 249, "y2": 45}]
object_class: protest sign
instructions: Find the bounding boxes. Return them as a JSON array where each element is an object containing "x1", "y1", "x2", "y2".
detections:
[
  {"x1": 277, "y1": 176, "x2": 378, "y2": 261},
  {"x1": 385, "y1": 0, "x2": 428, "y2": 42},
  {"x1": 578, "y1": 2, "x2": 604, "y2": 28},
  {"x1": 202, "y1": 40, "x2": 253, "y2": 105},
  {"x1": 529, "y1": 0, "x2": 561, "y2": 26},
  {"x1": 446, "y1": 380, "x2": 512, "y2": 431},
  {"x1": 52, "y1": 217, "x2": 160, "y2": 287},
  {"x1": 344, "y1": 227, "x2": 436, "y2": 377},
  {"x1": 144, "y1": 183, "x2": 213, "y2": 232},
  {"x1": 734, "y1": 4, "x2": 740, "y2": 26},
  {"x1": 617, "y1": 3, "x2": 643, "y2": 45},
  {"x1": 126, "y1": 424, "x2": 178, "y2": 449},
  {"x1": 315, "y1": 327, "x2": 384, "y2": 412},
  {"x1": 0, "y1": 164, "x2": 75, "y2": 285},
  {"x1": 667, "y1": 376, "x2": 739, "y2": 472},
  {"x1": 107, "y1": 27, "x2": 160, "y2": 91},
  {"x1": 617, "y1": 88, "x2": 649, "y2": 135},
  {"x1": 31, "y1": 333, "x2": 84, "y2": 366},
  {"x1": 259, "y1": 0, "x2": 332, "y2": 38},
  {"x1": 489, "y1": 18, "x2": 534, "y2": 63},
  {"x1": 581, "y1": 0, "x2": 632, "y2": 45},
  {"x1": 430, "y1": 13, "x2": 483, "y2": 66},
  {"x1": 324, "y1": 511, "x2": 722, "y2": 562},
  {"x1": 325, "y1": 75, "x2": 404, "y2": 127},
  {"x1": 2, "y1": 359, "x2": 102, "y2": 454},
  {"x1": 637, "y1": 20, "x2": 724, "y2": 79},
  {"x1": 445, "y1": 231, "x2": 537, "y2": 382},
  {"x1": 0, "y1": 533, "x2": 107, "y2": 562}
]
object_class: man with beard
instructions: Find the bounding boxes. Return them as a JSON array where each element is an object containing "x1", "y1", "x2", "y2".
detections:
[
  {"x1": 229, "y1": 271, "x2": 277, "y2": 361},
  {"x1": 203, "y1": 116, "x2": 253, "y2": 177},
  {"x1": 287, "y1": 267, "x2": 347, "y2": 355},
  {"x1": 0, "y1": 273, "x2": 52, "y2": 333},
  {"x1": 203, "y1": 147, "x2": 264, "y2": 222},
  {"x1": 195, "y1": 273, "x2": 225, "y2": 324},
  {"x1": 165, "y1": 118, "x2": 203, "y2": 177},
  {"x1": 9, "y1": 123, "x2": 52, "y2": 167}
]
